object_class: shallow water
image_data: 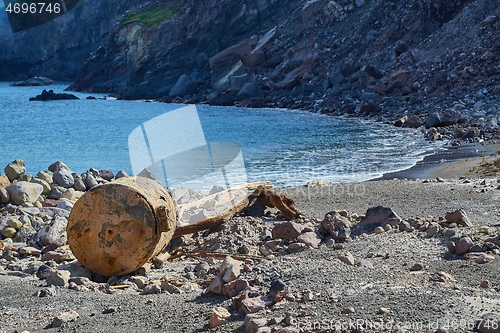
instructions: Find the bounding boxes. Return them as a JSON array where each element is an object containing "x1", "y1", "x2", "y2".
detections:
[{"x1": 0, "y1": 82, "x2": 440, "y2": 187}]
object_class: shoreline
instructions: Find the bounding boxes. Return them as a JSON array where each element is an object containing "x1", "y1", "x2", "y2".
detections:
[{"x1": 378, "y1": 141, "x2": 500, "y2": 181}]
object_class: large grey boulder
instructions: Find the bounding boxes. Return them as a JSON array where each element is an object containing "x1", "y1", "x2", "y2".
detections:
[{"x1": 6, "y1": 181, "x2": 43, "y2": 205}]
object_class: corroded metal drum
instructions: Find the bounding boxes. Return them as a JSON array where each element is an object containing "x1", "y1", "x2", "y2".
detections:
[{"x1": 67, "y1": 176, "x2": 176, "y2": 277}]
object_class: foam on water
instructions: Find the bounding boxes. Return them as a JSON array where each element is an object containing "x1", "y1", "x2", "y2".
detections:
[{"x1": 0, "y1": 82, "x2": 441, "y2": 187}]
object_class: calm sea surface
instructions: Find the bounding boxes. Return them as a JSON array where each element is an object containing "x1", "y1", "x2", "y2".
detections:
[{"x1": 0, "y1": 82, "x2": 440, "y2": 187}]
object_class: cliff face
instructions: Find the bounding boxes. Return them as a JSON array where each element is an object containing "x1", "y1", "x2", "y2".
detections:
[
  {"x1": 68, "y1": 0, "x2": 295, "y2": 98},
  {"x1": 0, "y1": 0, "x2": 149, "y2": 80},
  {"x1": 67, "y1": 0, "x2": 500, "y2": 119}
]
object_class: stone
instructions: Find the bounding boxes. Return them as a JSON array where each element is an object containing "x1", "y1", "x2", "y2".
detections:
[
  {"x1": 206, "y1": 276, "x2": 224, "y2": 294},
  {"x1": 7, "y1": 218, "x2": 22, "y2": 229},
  {"x1": 31, "y1": 177, "x2": 51, "y2": 195},
  {"x1": 272, "y1": 221, "x2": 306, "y2": 240},
  {"x1": 160, "y1": 281, "x2": 182, "y2": 294},
  {"x1": 210, "y1": 306, "x2": 231, "y2": 328},
  {"x1": 48, "y1": 161, "x2": 70, "y2": 173},
  {"x1": 476, "y1": 254, "x2": 495, "y2": 264},
  {"x1": 480, "y1": 280, "x2": 491, "y2": 288},
  {"x1": 6, "y1": 181, "x2": 43, "y2": 205},
  {"x1": 50, "y1": 310, "x2": 79, "y2": 328},
  {"x1": 115, "y1": 170, "x2": 129, "y2": 179},
  {"x1": 352, "y1": 206, "x2": 401, "y2": 236},
  {"x1": 58, "y1": 261, "x2": 92, "y2": 278},
  {"x1": 140, "y1": 284, "x2": 162, "y2": 294},
  {"x1": 37, "y1": 285, "x2": 58, "y2": 297},
  {"x1": 84, "y1": 173, "x2": 99, "y2": 189},
  {"x1": 441, "y1": 109, "x2": 461, "y2": 126},
  {"x1": 41, "y1": 250, "x2": 75, "y2": 263},
  {"x1": 245, "y1": 316, "x2": 267, "y2": 333},
  {"x1": 35, "y1": 216, "x2": 68, "y2": 247},
  {"x1": 129, "y1": 276, "x2": 148, "y2": 289},
  {"x1": 241, "y1": 295, "x2": 270, "y2": 314},
  {"x1": 1, "y1": 226, "x2": 16, "y2": 238},
  {"x1": 4, "y1": 159, "x2": 26, "y2": 181},
  {"x1": 445, "y1": 209, "x2": 472, "y2": 227},
  {"x1": 287, "y1": 242, "x2": 307, "y2": 253},
  {"x1": 424, "y1": 112, "x2": 442, "y2": 128},
  {"x1": 99, "y1": 170, "x2": 114, "y2": 181},
  {"x1": 462, "y1": 127, "x2": 481, "y2": 139},
  {"x1": 296, "y1": 231, "x2": 321, "y2": 248},
  {"x1": 341, "y1": 307, "x2": 355, "y2": 315},
  {"x1": 169, "y1": 74, "x2": 197, "y2": 97},
  {"x1": 404, "y1": 115, "x2": 423, "y2": 128},
  {"x1": 321, "y1": 211, "x2": 351, "y2": 241},
  {"x1": 426, "y1": 223, "x2": 441, "y2": 237},
  {"x1": 0, "y1": 174, "x2": 10, "y2": 187},
  {"x1": 219, "y1": 256, "x2": 243, "y2": 283},
  {"x1": 72, "y1": 175, "x2": 86, "y2": 192},
  {"x1": 236, "y1": 82, "x2": 263, "y2": 100},
  {"x1": 36, "y1": 171, "x2": 53, "y2": 184},
  {"x1": 455, "y1": 236, "x2": 473, "y2": 255},
  {"x1": 222, "y1": 278, "x2": 249, "y2": 297},
  {"x1": 410, "y1": 263, "x2": 424, "y2": 271},
  {"x1": 0, "y1": 187, "x2": 9, "y2": 203},
  {"x1": 57, "y1": 199, "x2": 74, "y2": 211},
  {"x1": 19, "y1": 246, "x2": 41, "y2": 256},
  {"x1": 338, "y1": 251, "x2": 356, "y2": 266},
  {"x1": 53, "y1": 168, "x2": 74, "y2": 188},
  {"x1": 430, "y1": 271, "x2": 457, "y2": 284},
  {"x1": 46, "y1": 269, "x2": 71, "y2": 287}
]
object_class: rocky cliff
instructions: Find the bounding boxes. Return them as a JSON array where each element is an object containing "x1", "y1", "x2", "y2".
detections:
[
  {"x1": 67, "y1": 0, "x2": 499, "y2": 122},
  {"x1": 0, "y1": 0, "x2": 149, "y2": 80}
]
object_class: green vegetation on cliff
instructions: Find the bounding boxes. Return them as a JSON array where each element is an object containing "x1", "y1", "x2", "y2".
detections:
[{"x1": 120, "y1": 5, "x2": 185, "y2": 28}]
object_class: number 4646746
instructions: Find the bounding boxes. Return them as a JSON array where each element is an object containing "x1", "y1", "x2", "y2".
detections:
[{"x1": 5, "y1": 2, "x2": 61, "y2": 14}]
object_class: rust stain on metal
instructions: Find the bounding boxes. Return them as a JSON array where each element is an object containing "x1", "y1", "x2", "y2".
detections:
[{"x1": 67, "y1": 176, "x2": 177, "y2": 277}]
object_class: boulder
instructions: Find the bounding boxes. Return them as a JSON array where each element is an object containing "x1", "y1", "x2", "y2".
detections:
[
  {"x1": 275, "y1": 38, "x2": 318, "y2": 89},
  {"x1": 6, "y1": 181, "x2": 43, "y2": 205},
  {"x1": 441, "y1": 109, "x2": 461, "y2": 126},
  {"x1": 31, "y1": 178, "x2": 51, "y2": 195},
  {"x1": 33, "y1": 216, "x2": 68, "y2": 247},
  {"x1": 53, "y1": 168, "x2": 74, "y2": 188},
  {"x1": 36, "y1": 171, "x2": 53, "y2": 184},
  {"x1": 219, "y1": 256, "x2": 243, "y2": 283},
  {"x1": 0, "y1": 174, "x2": 11, "y2": 187},
  {"x1": 4, "y1": 159, "x2": 26, "y2": 181},
  {"x1": 169, "y1": 74, "x2": 197, "y2": 97},
  {"x1": 424, "y1": 112, "x2": 442, "y2": 128},
  {"x1": 236, "y1": 82, "x2": 263, "y2": 100},
  {"x1": 210, "y1": 307, "x2": 231, "y2": 328},
  {"x1": 445, "y1": 209, "x2": 472, "y2": 227},
  {"x1": 352, "y1": 206, "x2": 401, "y2": 236},
  {"x1": 455, "y1": 236, "x2": 473, "y2": 255},
  {"x1": 404, "y1": 115, "x2": 424, "y2": 128},
  {"x1": 272, "y1": 221, "x2": 306, "y2": 240},
  {"x1": 321, "y1": 211, "x2": 351, "y2": 241}
]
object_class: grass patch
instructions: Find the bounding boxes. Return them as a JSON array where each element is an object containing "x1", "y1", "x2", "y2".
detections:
[{"x1": 120, "y1": 5, "x2": 185, "y2": 28}]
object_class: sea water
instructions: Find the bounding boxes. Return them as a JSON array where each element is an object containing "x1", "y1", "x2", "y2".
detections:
[{"x1": 0, "y1": 82, "x2": 439, "y2": 187}]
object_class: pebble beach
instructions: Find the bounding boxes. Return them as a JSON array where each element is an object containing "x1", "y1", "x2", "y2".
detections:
[{"x1": 0, "y1": 144, "x2": 499, "y2": 332}]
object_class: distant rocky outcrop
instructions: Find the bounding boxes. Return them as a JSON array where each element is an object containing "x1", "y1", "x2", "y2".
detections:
[
  {"x1": 10, "y1": 77, "x2": 56, "y2": 86},
  {"x1": 29, "y1": 90, "x2": 79, "y2": 101}
]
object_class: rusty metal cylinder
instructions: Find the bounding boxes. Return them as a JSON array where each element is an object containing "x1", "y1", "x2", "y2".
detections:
[{"x1": 67, "y1": 176, "x2": 177, "y2": 277}]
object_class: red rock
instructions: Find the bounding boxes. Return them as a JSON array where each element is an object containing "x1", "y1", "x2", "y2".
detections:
[
  {"x1": 206, "y1": 276, "x2": 224, "y2": 294},
  {"x1": 455, "y1": 237, "x2": 473, "y2": 255},
  {"x1": 222, "y1": 278, "x2": 249, "y2": 297},
  {"x1": 219, "y1": 256, "x2": 243, "y2": 283},
  {"x1": 241, "y1": 295, "x2": 271, "y2": 314},
  {"x1": 445, "y1": 209, "x2": 472, "y2": 227},
  {"x1": 272, "y1": 221, "x2": 306, "y2": 240},
  {"x1": 210, "y1": 306, "x2": 231, "y2": 328},
  {"x1": 338, "y1": 251, "x2": 356, "y2": 266}
]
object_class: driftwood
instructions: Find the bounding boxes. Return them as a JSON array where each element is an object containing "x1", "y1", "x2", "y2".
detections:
[
  {"x1": 173, "y1": 185, "x2": 301, "y2": 237},
  {"x1": 175, "y1": 181, "x2": 273, "y2": 225}
]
